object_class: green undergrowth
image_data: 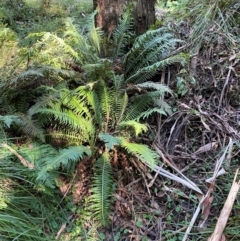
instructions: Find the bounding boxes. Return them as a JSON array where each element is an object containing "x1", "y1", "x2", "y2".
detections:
[
  {"x1": 0, "y1": 0, "x2": 93, "y2": 46},
  {"x1": 0, "y1": 172, "x2": 71, "y2": 240}
]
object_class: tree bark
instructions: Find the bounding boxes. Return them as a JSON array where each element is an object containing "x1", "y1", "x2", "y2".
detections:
[{"x1": 93, "y1": 0, "x2": 156, "y2": 35}]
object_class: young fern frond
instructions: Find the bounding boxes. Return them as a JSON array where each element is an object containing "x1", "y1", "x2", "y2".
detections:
[
  {"x1": 136, "y1": 107, "x2": 169, "y2": 121},
  {"x1": 96, "y1": 80, "x2": 113, "y2": 131},
  {"x1": 115, "y1": 92, "x2": 128, "y2": 125},
  {"x1": 90, "y1": 152, "x2": 114, "y2": 226}
]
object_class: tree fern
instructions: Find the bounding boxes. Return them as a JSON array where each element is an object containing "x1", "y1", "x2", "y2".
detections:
[{"x1": 90, "y1": 152, "x2": 114, "y2": 226}]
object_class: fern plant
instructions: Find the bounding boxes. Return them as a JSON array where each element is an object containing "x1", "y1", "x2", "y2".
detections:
[{"x1": 0, "y1": 5, "x2": 187, "y2": 229}]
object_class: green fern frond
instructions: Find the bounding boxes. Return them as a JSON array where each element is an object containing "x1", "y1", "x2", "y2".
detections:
[
  {"x1": 154, "y1": 98, "x2": 173, "y2": 115},
  {"x1": 136, "y1": 82, "x2": 172, "y2": 95},
  {"x1": 36, "y1": 145, "x2": 91, "y2": 187},
  {"x1": 0, "y1": 115, "x2": 21, "y2": 128},
  {"x1": 136, "y1": 107, "x2": 168, "y2": 121},
  {"x1": 28, "y1": 87, "x2": 60, "y2": 118},
  {"x1": 125, "y1": 54, "x2": 186, "y2": 84},
  {"x1": 37, "y1": 107, "x2": 94, "y2": 138},
  {"x1": 17, "y1": 114, "x2": 45, "y2": 142},
  {"x1": 75, "y1": 84, "x2": 103, "y2": 125},
  {"x1": 115, "y1": 91, "x2": 128, "y2": 126},
  {"x1": 99, "y1": 133, "x2": 120, "y2": 150},
  {"x1": 63, "y1": 17, "x2": 100, "y2": 64},
  {"x1": 97, "y1": 81, "x2": 112, "y2": 131},
  {"x1": 120, "y1": 138, "x2": 158, "y2": 167},
  {"x1": 118, "y1": 120, "x2": 148, "y2": 136},
  {"x1": 83, "y1": 58, "x2": 113, "y2": 79},
  {"x1": 10, "y1": 69, "x2": 44, "y2": 85},
  {"x1": 112, "y1": 4, "x2": 134, "y2": 58},
  {"x1": 0, "y1": 26, "x2": 18, "y2": 69},
  {"x1": 90, "y1": 152, "x2": 114, "y2": 226},
  {"x1": 123, "y1": 28, "x2": 172, "y2": 70},
  {"x1": 123, "y1": 94, "x2": 153, "y2": 121},
  {"x1": 29, "y1": 32, "x2": 78, "y2": 68},
  {"x1": 88, "y1": 11, "x2": 104, "y2": 55}
]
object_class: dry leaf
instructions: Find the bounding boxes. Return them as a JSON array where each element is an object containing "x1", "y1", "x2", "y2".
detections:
[
  {"x1": 191, "y1": 142, "x2": 217, "y2": 156},
  {"x1": 200, "y1": 116, "x2": 211, "y2": 131},
  {"x1": 229, "y1": 52, "x2": 236, "y2": 61}
]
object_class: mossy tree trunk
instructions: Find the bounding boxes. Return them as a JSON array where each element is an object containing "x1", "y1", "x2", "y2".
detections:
[{"x1": 93, "y1": 0, "x2": 156, "y2": 35}]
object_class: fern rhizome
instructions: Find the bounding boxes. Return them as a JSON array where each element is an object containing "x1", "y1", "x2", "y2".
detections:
[{"x1": 0, "y1": 5, "x2": 186, "y2": 232}]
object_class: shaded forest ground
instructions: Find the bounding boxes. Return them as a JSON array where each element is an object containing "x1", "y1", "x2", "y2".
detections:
[{"x1": 0, "y1": 0, "x2": 240, "y2": 240}]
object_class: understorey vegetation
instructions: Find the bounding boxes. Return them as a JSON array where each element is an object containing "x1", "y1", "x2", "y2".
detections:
[{"x1": 0, "y1": 0, "x2": 240, "y2": 240}]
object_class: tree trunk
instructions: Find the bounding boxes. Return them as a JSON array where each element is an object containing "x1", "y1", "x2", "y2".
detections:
[{"x1": 93, "y1": 0, "x2": 156, "y2": 35}]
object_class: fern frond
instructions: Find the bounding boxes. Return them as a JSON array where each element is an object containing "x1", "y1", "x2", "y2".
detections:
[
  {"x1": 29, "y1": 32, "x2": 78, "y2": 68},
  {"x1": 99, "y1": 133, "x2": 120, "y2": 150},
  {"x1": 115, "y1": 92, "x2": 128, "y2": 126},
  {"x1": 123, "y1": 94, "x2": 153, "y2": 121},
  {"x1": 90, "y1": 153, "x2": 114, "y2": 226},
  {"x1": 112, "y1": 4, "x2": 134, "y2": 58},
  {"x1": 36, "y1": 146, "x2": 91, "y2": 187},
  {"x1": 75, "y1": 84, "x2": 103, "y2": 125},
  {"x1": 97, "y1": 81, "x2": 112, "y2": 131},
  {"x1": 122, "y1": 27, "x2": 186, "y2": 84},
  {"x1": 0, "y1": 115, "x2": 21, "y2": 128},
  {"x1": 87, "y1": 11, "x2": 104, "y2": 55},
  {"x1": 28, "y1": 87, "x2": 60, "y2": 118},
  {"x1": 120, "y1": 138, "x2": 158, "y2": 167},
  {"x1": 63, "y1": 16, "x2": 100, "y2": 64},
  {"x1": 136, "y1": 82, "x2": 172, "y2": 95},
  {"x1": 17, "y1": 114, "x2": 45, "y2": 142},
  {"x1": 136, "y1": 107, "x2": 168, "y2": 121},
  {"x1": 118, "y1": 120, "x2": 148, "y2": 136},
  {"x1": 10, "y1": 69, "x2": 44, "y2": 85},
  {"x1": 125, "y1": 54, "x2": 186, "y2": 84},
  {"x1": 37, "y1": 107, "x2": 94, "y2": 139}
]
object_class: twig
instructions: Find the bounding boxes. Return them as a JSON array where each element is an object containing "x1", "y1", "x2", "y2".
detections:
[
  {"x1": 1, "y1": 142, "x2": 35, "y2": 169},
  {"x1": 182, "y1": 138, "x2": 232, "y2": 241},
  {"x1": 217, "y1": 64, "x2": 232, "y2": 113},
  {"x1": 55, "y1": 215, "x2": 73, "y2": 240},
  {"x1": 208, "y1": 169, "x2": 240, "y2": 241}
]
